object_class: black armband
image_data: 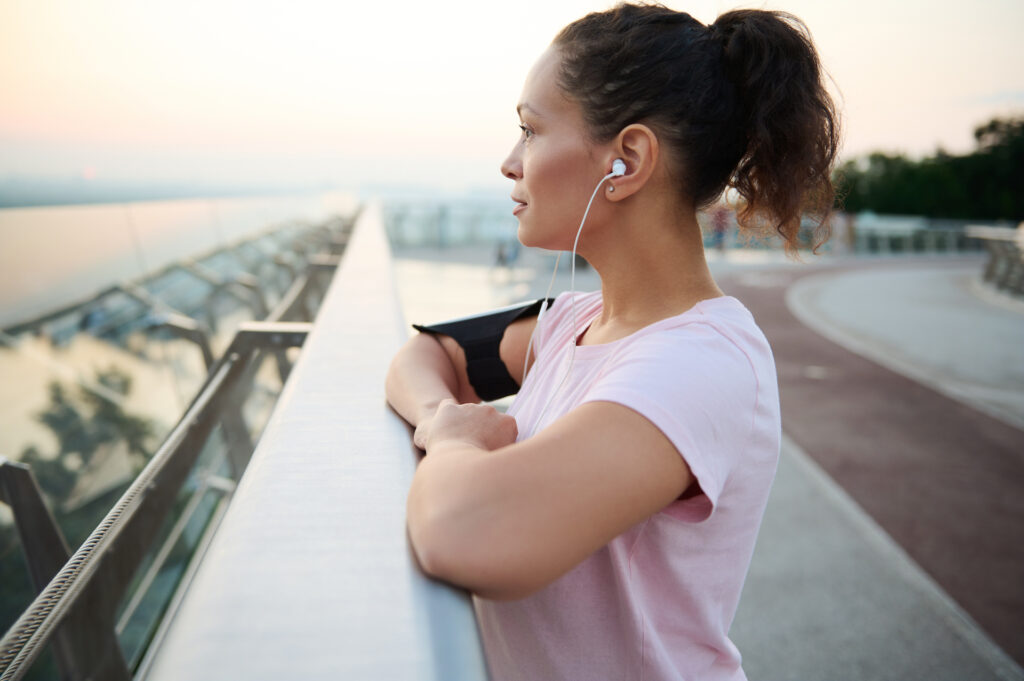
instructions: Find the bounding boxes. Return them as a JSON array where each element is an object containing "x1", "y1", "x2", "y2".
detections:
[{"x1": 413, "y1": 298, "x2": 552, "y2": 401}]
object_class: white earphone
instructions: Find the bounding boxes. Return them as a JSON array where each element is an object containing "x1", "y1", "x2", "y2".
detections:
[{"x1": 522, "y1": 158, "x2": 628, "y2": 432}]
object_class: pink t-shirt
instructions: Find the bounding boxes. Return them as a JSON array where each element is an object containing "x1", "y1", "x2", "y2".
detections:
[{"x1": 474, "y1": 291, "x2": 780, "y2": 681}]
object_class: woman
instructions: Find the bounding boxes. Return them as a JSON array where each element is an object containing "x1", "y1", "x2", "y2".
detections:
[{"x1": 386, "y1": 3, "x2": 839, "y2": 679}]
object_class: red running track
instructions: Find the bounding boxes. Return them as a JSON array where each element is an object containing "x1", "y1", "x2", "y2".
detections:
[{"x1": 720, "y1": 263, "x2": 1024, "y2": 665}]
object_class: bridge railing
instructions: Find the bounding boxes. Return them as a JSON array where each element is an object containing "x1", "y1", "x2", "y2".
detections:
[
  {"x1": 967, "y1": 224, "x2": 1024, "y2": 295},
  {"x1": 0, "y1": 217, "x2": 353, "y2": 681},
  {"x1": 136, "y1": 202, "x2": 489, "y2": 680},
  {"x1": 0, "y1": 321, "x2": 310, "y2": 681}
]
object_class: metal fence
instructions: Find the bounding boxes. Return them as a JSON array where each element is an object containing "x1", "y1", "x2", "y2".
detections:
[
  {"x1": 0, "y1": 214, "x2": 355, "y2": 680},
  {"x1": 136, "y1": 202, "x2": 489, "y2": 681}
]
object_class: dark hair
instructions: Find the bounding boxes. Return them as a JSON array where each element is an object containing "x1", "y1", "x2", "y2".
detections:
[{"x1": 553, "y1": 3, "x2": 840, "y2": 253}]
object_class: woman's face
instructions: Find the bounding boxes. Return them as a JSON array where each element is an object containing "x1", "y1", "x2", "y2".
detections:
[{"x1": 501, "y1": 47, "x2": 607, "y2": 250}]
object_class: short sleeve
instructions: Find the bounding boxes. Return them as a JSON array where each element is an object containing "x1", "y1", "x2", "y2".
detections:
[{"x1": 580, "y1": 323, "x2": 760, "y2": 522}]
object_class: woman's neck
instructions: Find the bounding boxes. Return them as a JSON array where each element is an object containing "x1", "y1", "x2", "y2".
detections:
[{"x1": 579, "y1": 205, "x2": 724, "y2": 346}]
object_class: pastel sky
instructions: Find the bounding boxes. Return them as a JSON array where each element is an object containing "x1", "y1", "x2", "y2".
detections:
[{"x1": 2, "y1": 0, "x2": 1022, "y2": 193}]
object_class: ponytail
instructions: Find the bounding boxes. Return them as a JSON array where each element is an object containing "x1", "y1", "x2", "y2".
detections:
[
  {"x1": 553, "y1": 4, "x2": 840, "y2": 255},
  {"x1": 712, "y1": 10, "x2": 840, "y2": 253}
]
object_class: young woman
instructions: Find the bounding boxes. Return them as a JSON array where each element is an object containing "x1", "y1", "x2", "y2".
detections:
[{"x1": 386, "y1": 4, "x2": 839, "y2": 679}]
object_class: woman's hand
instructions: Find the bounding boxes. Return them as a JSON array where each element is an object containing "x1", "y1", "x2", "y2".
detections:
[
  {"x1": 414, "y1": 399, "x2": 518, "y2": 452},
  {"x1": 407, "y1": 401, "x2": 693, "y2": 600}
]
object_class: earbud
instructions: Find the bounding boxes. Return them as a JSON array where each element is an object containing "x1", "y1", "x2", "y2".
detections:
[{"x1": 611, "y1": 159, "x2": 626, "y2": 177}]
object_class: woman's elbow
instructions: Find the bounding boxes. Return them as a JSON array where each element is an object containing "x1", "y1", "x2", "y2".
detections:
[
  {"x1": 406, "y1": 501, "x2": 455, "y2": 581},
  {"x1": 411, "y1": 540, "x2": 542, "y2": 601},
  {"x1": 406, "y1": 503, "x2": 547, "y2": 601},
  {"x1": 407, "y1": 493, "x2": 479, "y2": 586}
]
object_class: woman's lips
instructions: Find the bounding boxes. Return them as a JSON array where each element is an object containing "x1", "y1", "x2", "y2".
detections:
[{"x1": 511, "y1": 197, "x2": 527, "y2": 216}]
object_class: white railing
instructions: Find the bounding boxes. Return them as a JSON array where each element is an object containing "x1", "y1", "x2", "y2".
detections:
[{"x1": 139, "y1": 203, "x2": 490, "y2": 681}]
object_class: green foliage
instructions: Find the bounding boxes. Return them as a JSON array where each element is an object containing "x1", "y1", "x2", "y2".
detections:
[{"x1": 834, "y1": 116, "x2": 1024, "y2": 220}]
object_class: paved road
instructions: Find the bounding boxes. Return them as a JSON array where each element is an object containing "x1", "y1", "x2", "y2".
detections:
[{"x1": 718, "y1": 256, "x2": 1024, "y2": 671}]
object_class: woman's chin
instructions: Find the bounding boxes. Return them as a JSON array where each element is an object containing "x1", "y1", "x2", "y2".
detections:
[
  {"x1": 516, "y1": 224, "x2": 540, "y2": 248},
  {"x1": 516, "y1": 224, "x2": 556, "y2": 250}
]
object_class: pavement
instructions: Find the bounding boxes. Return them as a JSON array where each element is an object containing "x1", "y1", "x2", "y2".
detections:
[{"x1": 392, "y1": 246, "x2": 1024, "y2": 680}]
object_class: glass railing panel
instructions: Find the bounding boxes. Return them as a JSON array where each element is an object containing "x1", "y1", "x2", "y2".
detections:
[
  {"x1": 115, "y1": 424, "x2": 233, "y2": 669},
  {"x1": 1, "y1": 199, "x2": 354, "y2": 680}
]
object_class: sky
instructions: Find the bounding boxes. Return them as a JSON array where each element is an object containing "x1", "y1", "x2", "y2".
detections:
[{"x1": 1, "y1": 0, "x2": 1022, "y2": 195}]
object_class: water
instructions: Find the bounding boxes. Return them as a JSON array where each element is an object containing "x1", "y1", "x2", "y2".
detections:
[
  {"x1": 0, "y1": 191, "x2": 355, "y2": 329},
  {"x1": 0, "y1": 189, "x2": 353, "y2": 508}
]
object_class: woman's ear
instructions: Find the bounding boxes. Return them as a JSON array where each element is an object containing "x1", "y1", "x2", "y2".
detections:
[{"x1": 604, "y1": 124, "x2": 659, "y2": 201}]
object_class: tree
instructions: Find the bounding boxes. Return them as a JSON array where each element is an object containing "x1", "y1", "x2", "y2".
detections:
[{"x1": 834, "y1": 116, "x2": 1024, "y2": 220}]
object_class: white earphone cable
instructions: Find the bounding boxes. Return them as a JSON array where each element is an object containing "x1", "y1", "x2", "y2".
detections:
[
  {"x1": 528, "y1": 169, "x2": 617, "y2": 433},
  {"x1": 521, "y1": 251, "x2": 562, "y2": 384}
]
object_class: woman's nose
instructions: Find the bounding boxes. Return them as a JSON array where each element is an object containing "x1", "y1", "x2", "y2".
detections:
[{"x1": 501, "y1": 147, "x2": 522, "y2": 180}]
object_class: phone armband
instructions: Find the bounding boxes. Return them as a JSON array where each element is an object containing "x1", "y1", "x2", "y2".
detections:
[{"x1": 412, "y1": 298, "x2": 552, "y2": 401}]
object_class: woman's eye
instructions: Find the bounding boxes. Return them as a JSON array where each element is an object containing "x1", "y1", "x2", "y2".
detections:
[{"x1": 518, "y1": 124, "x2": 534, "y2": 140}]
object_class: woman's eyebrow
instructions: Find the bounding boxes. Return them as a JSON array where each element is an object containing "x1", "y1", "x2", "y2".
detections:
[{"x1": 516, "y1": 102, "x2": 541, "y2": 117}]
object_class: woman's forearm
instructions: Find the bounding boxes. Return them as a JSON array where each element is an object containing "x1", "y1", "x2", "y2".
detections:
[{"x1": 385, "y1": 333, "x2": 465, "y2": 426}]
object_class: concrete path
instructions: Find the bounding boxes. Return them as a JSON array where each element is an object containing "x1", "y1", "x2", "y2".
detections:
[{"x1": 732, "y1": 434, "x2": 1022, "y2": 681}]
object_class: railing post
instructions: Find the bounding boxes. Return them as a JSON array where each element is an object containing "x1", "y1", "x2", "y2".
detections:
[
  {"x1": 156, "y1": 313, "x2": 216, "y2": 369},
  {"x1": 0, "y1": 460, "x2": 71, "y2": 593},
  {"x1": 0, "y1": 459, "x2": 132, "y2": 681}
]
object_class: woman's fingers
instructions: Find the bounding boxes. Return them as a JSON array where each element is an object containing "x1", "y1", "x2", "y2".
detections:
[
  {"x1": 424, "y1": 400, "x2": 518, "y2": 452},
  {"x1": 413, "y1": 418, "x2": 432, "y2": 450}
]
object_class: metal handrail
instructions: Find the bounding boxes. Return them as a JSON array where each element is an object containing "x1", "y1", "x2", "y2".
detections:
[
  {"x1": 1, "y1": 205, "x2": 488, "y2": 680},
  {"x1": 113, "y1": 472, "x2": 234, "y2": 637},
  {"x1": 0, "y1": 211, "x2": 352, "y2": 679},
  {"x1": 968, "y1": 225, "x2": 1024, "y2": 295},
  {"x1": 1, "y1": 219, "x2": 332, "y2": 338},
  {"x1": 0, "y1": 321, "x2": 314, "y2": 681},
  {"x1": 0, "y1": 357, "x2": 239, "y2": 680},
  {"x1": 138, "y1": 202, "x2": 490, "y2": 681},
  {"x1": 267, "y1": 272, "x2": 314, "y2": 323}
]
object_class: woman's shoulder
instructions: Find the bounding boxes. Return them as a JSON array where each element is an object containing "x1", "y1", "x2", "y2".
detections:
[
  {"x1": 547, "y1": 290, "x2": 602, "y2": 318},
  {"x1": 540, "y1": 292, "x2": 772, "y2": 373},
  {"x1": 622, "y1": 296, "x2": 774, "y2": 379},
  {"x1": 620, "y1": 295, "x2": 764, "y2": 344}
]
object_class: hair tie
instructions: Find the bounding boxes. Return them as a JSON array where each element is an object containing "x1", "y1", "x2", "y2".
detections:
[{"x1": 707, "y1": 22, "x2": 722, "y2": 39}]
